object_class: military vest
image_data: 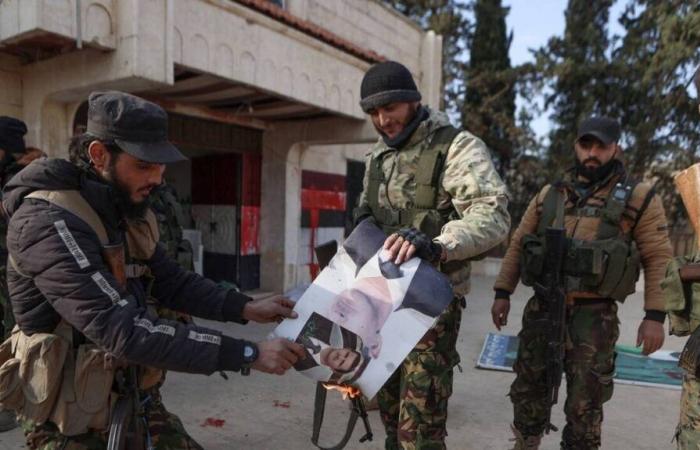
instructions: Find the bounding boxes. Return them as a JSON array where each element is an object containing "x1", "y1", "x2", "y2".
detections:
[
  {"x1": 663, "y1": 253, "x2": 700, "y2": 337},
  {"x1": 521, "y1": 179, "x2": 652, "y2": 302},
  {"x1": 0, "y1": 190, "x2": 160, "y2": 436},
  {"x1": 365, "y1": 125, "x2": 461, "y2": 239}
]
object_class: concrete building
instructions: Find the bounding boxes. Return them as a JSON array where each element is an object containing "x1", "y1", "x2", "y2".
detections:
[{"x1": 0, "y1": 0, "x2": 443, "y2": 293}]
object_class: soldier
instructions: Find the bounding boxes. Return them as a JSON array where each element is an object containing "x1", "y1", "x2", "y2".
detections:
[
  {"x1": 0, "y1": 91, "x2": 306, "y2": 449},
  {"x1": 665, "y1": 70, "x2": 700, "y2": 450},
  {"x1": 0, "y1": 118, "x2": 45, "y2": 432},
  {"x1": 151, "y1": 183, "x2": 194, "y2": 271},
  {"x1": 353, "y1": 61, "x2": 510, "y2": 449},
  {"x1": 491, "y1": 116, "x2": 673, "y2": 449}
]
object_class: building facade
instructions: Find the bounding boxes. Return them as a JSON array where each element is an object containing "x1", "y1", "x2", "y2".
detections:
[{"x1": 0, "y1": 0, "x2": 443, "y2": 293}]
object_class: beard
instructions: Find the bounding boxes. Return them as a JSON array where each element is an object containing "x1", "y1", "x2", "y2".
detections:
[
  {"x1": 107, "y1": 162, "x2": 152, "y2": 220},
  {"x1": 575, "y1": 157, "x2": 620, "y2": 184}
]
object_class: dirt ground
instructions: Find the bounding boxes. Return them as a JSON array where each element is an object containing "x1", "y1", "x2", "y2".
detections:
[{"x1": 0, "y1": 274, "x2": 685, "y2": 449}]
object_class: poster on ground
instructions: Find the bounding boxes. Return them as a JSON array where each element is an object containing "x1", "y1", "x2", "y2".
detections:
[
  {"x1": 477, "y1": 332, "x2": 684, "y2": 390},
  {"x1": 274, "y1": 220, "x2": 453, "y2": 398}
]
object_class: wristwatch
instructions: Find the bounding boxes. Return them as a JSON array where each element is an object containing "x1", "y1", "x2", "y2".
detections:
[{"x1": 240, "y1": 341, "x2": 259, "y2": 376}]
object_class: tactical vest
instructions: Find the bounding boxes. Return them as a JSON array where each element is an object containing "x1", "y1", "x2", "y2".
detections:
[
  {"x1": 662, "y1": 253, "x2": 700, "y2": 337},
  {"x1": 521, "y1": 180, "x2": 651, "y2": 302},
  {"x1": 365, "y1": 125, "x2": 461, "y2": 239},
  {"x1": 0, "y1": 190, "x2": 160, "y2": 436}
]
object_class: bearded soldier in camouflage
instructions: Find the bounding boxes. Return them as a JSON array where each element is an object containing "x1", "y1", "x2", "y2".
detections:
[
  {"x1": 663, "y1": 70, "x2": 700, "y2": 450},
  {"x1": 353, "y1": 61, "x2": 510, "y2": 449},
  {"x1": 492, "y1": 117, "x2": 673, "y2": 449}
]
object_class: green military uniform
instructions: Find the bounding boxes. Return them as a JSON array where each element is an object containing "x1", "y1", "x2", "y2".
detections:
[
  {"x1": 663, "y1": 240, "x2": 700, "y2": 448},
  {"x1": 497, "y1": 163, "x2": 672, "y2": 449},
  {"x1": 356, "y1": 107, "x2": 510, "y2": 449}
]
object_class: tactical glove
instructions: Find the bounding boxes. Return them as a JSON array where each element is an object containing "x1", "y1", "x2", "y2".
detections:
[{"x1": 396, "y1": 227, "x2": 443, "y2": 263}]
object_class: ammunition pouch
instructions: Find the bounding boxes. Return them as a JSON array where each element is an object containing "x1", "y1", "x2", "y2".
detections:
[
  {"x1": 521, "y1": 234, "x2": 640, "y2": 301},
  {"x1": 662, "y1": 255, "x2": 700, "y2": 336},
  {"x1": 0, "y1": 322, "x2": 118, "y2": 435}
]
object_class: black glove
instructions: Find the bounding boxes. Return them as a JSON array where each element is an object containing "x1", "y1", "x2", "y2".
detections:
[{"x1": 396, "y1": 227, "x2": 443, "y2": 263}]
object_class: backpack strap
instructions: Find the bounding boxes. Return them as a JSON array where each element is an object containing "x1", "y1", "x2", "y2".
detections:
[
  {"x1": 366, "y1": 149, "x2": 390, "y2": 218},
  {"x1": 25, "y1": 190, "x2": 109, "y2": 246},
  {"x1": 414, "y1": 126, "x2": 460, "y2": 208},
  {"x1": 537, "y1": 185, "x2": 565, "y2": 235}
]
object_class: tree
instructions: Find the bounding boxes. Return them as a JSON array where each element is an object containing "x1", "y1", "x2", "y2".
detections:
[
  {"x1": 462, "y1": 0, "x2": 516, "y2": 174},
  {"x1": 383, "y1": 0, "x2": 471, "y2": 115},
  {"x1": 534, "y1": 0, "x2": 614, "y2": 169},
  {"x1": 610, "y1": 0, "x2": 700, "y2": 227}
]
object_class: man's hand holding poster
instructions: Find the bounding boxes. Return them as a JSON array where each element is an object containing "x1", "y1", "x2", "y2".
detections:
[{"x1": 274, "y1": 220, "x2": 453, "y2": 398}]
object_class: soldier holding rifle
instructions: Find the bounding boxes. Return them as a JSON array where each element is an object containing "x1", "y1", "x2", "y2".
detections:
[{"x1": 491, "y1": 117, "x2": 673, "y2": 449}]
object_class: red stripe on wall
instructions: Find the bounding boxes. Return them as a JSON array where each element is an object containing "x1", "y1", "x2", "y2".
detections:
[
  {"x1": 301, "y1": 189, "x2": 346, "y2": 211},
  {"x1": 241, "y1": 205, "x2": 260, "y2": 255},
  {"x1": 302, "y1": 170, "x2": 346, "y2": 192}
]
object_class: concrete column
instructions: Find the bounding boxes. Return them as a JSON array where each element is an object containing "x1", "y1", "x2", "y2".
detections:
[
  {"x1": 419, "y1": 30, "x2": 443, "y2": 110},
  {"x1": 260, "y1": 116, "x2": 376, "y2": 293}
]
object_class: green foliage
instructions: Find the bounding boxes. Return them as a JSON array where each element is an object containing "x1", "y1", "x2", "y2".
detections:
[
  {"x1": 534, "y1": 0, "x2": 614, "y2": 169},
  {"x1": 462, "y1": 0, "x2": 517, "y2": 174},
  {"x1": 382, "y1": 0, "x2": 471, "y2": 114}
]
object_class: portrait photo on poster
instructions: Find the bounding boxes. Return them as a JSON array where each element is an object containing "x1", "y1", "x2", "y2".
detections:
[{"x1": 273, "y1": 220, "x2": 453, "y2": 398}]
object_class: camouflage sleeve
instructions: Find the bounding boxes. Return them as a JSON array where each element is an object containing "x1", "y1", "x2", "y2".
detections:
[
  {"x1": 356, "y1": 152, "x2": 372, "y2": 210},
  {"x1": 633, "y1": 193, "x2": 673, "y2": 312},
  {"x1": 352, "y1": 151, "x2": 374, "y2": 226},
  {"x1": 433, "y1": 132, "x2": 511, "y2": 261}
]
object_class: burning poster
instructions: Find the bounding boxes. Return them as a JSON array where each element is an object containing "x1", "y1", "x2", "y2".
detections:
[{"x1": 274, "y1": 220, "x2": 454, "y2": 398}]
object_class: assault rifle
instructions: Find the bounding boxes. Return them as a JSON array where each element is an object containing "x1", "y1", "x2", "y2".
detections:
[
  {"x1": 107, "y1": 366, "x2": 146, "y2": 450},
  {"x1": 532, "y1": 220, "x2": 568, "y2": 434}
]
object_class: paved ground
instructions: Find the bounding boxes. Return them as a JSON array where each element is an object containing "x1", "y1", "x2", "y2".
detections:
[{"x1": 0, "y1": 274, "x2": 686, "y2": 449}]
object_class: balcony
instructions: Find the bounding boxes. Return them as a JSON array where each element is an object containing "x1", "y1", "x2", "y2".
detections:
[{"x1": 0, "y1": 0, "x2": 115, "y2": 61}]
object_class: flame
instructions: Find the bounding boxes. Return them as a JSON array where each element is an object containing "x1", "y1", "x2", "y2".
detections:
[{"x1": 323, "y1": 383, "x2": 361, "y2": 400}]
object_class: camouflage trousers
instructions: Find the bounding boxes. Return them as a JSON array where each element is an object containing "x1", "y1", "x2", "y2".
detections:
[
  {"x1": 21, "y1": 386, "x2": 203, "y2": 450},
  {"x1": 377, "y1": 296, "x2": 463, "y2": 450},
  {"x1": 676, "y1": 372, "x2": 700, "y2": 449},
  {"x1": 510, "y1": 297, "x2": 619, "y2": 450}
]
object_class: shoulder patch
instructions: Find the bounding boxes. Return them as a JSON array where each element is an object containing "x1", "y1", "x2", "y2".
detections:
[
  {"x1": 54, "y1": 220, "x2": 90, "y2": 269},
  {"x1": 91, "y1": 272, "x2": 128, "y2": 307},
  {"x1": 188, "y1": 330, "x2": 221, "y2": 345}
]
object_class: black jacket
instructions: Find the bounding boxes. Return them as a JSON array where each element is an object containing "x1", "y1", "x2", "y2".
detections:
[{"x1": 3, "y1": 158, "x2": 249, "y2": 374}]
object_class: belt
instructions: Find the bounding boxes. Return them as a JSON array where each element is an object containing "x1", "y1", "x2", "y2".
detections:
[{"x1": 572, "y1": 297, "x2": 614, "y2": 306}]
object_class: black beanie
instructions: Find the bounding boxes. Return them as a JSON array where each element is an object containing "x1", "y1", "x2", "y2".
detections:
[
  {"x1": 359, "y1": 61, "x2": 421, "y2": 113},
  {"x1": 0, "y1": 116, "x2": 27, "y2": 154}
]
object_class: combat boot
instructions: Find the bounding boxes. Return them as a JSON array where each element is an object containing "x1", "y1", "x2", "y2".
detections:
[
  {"x1": 510, "y1": 424, "x2": 541, "y2": 450},
  {"x1": 0, "y1": 409, "x2": 17, "y2": 432}
]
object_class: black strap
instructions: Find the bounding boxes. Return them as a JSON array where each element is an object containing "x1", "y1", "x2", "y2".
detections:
[
  {"x1": 630, "y1": 185, "x2": 657, "y2": 233},
  {"x1": 311, "y1": 382, "x2": 360, "y2": 450}
]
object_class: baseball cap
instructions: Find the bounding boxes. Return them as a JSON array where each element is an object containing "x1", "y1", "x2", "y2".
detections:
[{"x1": 576, "y1": 117, "x2": 621, "y2": 145}]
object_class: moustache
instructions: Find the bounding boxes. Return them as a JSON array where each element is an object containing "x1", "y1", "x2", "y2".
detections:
[{"x1": 583, "y1": 157, "x2": 602, "y2": 165}]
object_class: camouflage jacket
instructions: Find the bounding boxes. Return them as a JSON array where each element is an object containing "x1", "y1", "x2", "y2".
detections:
[{"x1": 357, "y1": 107, "x2": 510, "y2": 295}]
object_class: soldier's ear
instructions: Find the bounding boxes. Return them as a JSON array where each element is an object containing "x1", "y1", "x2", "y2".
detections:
[{"x1": 87, "y1": 141, "x2": 109, "y2": 171}]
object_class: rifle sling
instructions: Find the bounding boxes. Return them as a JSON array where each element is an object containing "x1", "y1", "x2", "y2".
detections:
[{"x1": 311, "y1": 382, "x2": 360, "y2": 450}]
